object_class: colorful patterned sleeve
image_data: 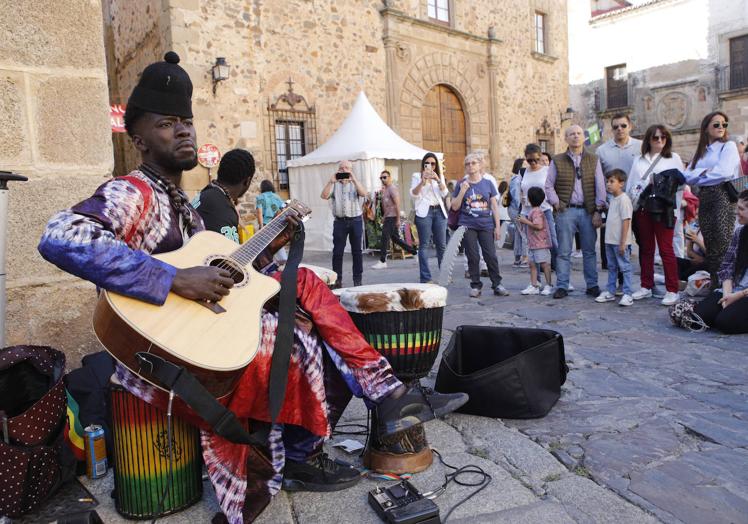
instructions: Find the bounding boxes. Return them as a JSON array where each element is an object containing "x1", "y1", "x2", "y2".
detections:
[{"x1": 38, "y1": 178, "x2": 176, "y2": 305}]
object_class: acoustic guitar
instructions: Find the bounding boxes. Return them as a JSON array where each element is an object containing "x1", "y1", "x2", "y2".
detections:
[{"x1": 93, "y1": 200, "x2": 311, "y2": 399}]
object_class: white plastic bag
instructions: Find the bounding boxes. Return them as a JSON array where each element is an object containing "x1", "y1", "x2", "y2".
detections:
[{"x1": 685, "y1": 270, "x2": 711, "y2": 297}]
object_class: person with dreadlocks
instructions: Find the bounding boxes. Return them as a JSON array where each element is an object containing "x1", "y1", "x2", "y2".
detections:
[
  {"x1": 38, "y1": 52, "x2": 466, "y2": 523},
  {"x1": 692, "y1": 189, "x2": 748, "y2": 334}
]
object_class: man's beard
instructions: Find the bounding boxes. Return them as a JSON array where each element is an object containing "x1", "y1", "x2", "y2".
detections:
[{"x1": 154, "y1": 149, "x2": 198, "y2": 172}]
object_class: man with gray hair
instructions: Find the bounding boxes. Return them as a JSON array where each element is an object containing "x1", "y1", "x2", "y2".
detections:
[{"x1": 545, "y1": 125, "x2": 606, "y2": 299}]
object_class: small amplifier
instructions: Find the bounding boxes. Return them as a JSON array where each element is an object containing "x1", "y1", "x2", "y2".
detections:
[{"x1": 368, "y1": 480, "x2": 440, "y2": 524}]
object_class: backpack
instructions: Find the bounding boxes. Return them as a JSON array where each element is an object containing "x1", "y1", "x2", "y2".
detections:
[{"x1": 0, "y1": 346, "x2": 76, "y2": 518}]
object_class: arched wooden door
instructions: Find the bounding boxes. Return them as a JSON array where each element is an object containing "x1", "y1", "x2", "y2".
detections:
[{"x1": 421, "y1": 85, "x2": 467, "y2": 179}]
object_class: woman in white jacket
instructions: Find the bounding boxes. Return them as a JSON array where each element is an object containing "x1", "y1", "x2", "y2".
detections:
[
  {"x1": 626, "y1": 125, "x2": 684, "y2": 305},
  {"x1": 410, "y1": 152, "x2": 449, "y2": 283}
]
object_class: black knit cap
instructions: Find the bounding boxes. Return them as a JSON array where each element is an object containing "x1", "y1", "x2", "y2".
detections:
[
  {"x1": 127, "y1": 51, "x2": 193, "y2": 118},
  {"x1": 218, "y1": 149, "x2": 256, "y2": 185}
]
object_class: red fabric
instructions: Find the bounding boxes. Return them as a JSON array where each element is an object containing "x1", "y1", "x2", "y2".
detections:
[
  {"x1": 634, "y1": 210, "x2": 679, "y2": 292},
  {"x1": 683, "y1": 189, "x2": 699, "y2": 224}
]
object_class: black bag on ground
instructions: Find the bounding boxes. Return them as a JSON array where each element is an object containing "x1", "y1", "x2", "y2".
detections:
[{"x1": 435, "y1": 325, "x2": 568, "y2": 419}]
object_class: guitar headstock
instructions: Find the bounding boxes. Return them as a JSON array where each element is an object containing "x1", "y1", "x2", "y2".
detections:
[{"x1": 283, "y1": 199, "x2": 312, "y2": 222}]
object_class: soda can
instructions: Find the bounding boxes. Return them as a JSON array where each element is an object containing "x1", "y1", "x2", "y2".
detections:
[{"x1": 84, "y1": 424, "x2": 107, "y2": 479}]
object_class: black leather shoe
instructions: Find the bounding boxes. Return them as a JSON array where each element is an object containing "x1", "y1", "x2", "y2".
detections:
[
  {"x1": 553, "y1": 287, "x2": 568, "y2": 299},
  {"x1": 282, "y1": 453, "x2": 361, "y2": 492},
  {"x1": 586, "y1": 286, "x2": 601, "y2": 297},
  {"x1": 375, "y1": 384, "x2": 468, "y2": 437}
]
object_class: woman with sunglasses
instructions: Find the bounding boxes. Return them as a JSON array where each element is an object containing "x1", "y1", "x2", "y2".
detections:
[
  {"x1": 410, "y1": 152, "x2": 449, "y2": 283},
  {"x1": 520, "y1": 144, "x2": 557, "y2": 282},
  {"x1": 626, "y1": 125, "x2": 685, "y2": 305},
  {"x1": 684, "y1": 111, "x2": 742, "y2": 288}
]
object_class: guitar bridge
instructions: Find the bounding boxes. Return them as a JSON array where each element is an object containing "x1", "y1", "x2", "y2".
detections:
[{"x1": 199, "y1": 300, "x2": 226, "y2": 314}]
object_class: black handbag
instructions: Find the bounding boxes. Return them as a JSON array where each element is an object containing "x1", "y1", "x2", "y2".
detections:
[{"x1": 435, "y1": 326, "x2": 568, "y2": 419}]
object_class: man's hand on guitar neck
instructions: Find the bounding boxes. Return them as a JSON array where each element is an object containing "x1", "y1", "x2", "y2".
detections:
[{"x1": 171, "y1": 266, "x2": 235, "y2": 302}]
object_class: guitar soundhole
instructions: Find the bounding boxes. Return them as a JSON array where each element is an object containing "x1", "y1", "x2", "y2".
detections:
[{"x1": 206, "y1": 257, "x2": 248, "y2": 287}]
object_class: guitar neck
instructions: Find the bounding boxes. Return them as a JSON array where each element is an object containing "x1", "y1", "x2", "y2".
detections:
[{"x1": 230, "y1": 210, "x2": 293, "y2": 268}]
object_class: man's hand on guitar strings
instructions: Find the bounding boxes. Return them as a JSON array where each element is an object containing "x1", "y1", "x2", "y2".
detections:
[{"x1": 171, "y1": 266, "x2": 234, "y2": 302}]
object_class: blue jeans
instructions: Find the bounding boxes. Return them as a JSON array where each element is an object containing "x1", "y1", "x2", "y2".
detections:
[
  {"x1": 414, "y1": 207, "x2": 447, "y2": 282},
  {"x1": 332, "y1": 216, "x2": 363, "y2": 285},
  {"x1": 555, "y1": 207, "x2": 598, "y2": 290},
  {"x1": 605, "y1": 244, "x2": 632, "y2": 295}
]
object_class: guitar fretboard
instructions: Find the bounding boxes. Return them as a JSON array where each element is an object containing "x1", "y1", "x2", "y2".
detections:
[{"x1": 229, "y1": 208, "x2": 294, "y2": 267}]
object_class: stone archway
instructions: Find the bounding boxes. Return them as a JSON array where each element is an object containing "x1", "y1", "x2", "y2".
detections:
[{"x1": 399, "y1": 52, "x2": 487, "y2": 177}]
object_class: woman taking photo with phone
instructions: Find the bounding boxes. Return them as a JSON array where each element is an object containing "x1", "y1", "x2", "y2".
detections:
[
  {"x1": 410, "y1": 152, "x2": 448, "y2": 283},
  {"x1": 684, "y1": 111, "x2": 741, "y2": 287}
]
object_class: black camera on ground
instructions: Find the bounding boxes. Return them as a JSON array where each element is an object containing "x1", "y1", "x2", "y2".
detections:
[{"x1": 335, "y1": 172, "x2": 351, "y2": 180}]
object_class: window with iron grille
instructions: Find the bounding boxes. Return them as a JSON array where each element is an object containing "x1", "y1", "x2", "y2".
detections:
[
  {"x1": 428, "y1": 0, "x2": 449, "y2": 23},
  {"x1": 534, "y1": 12, "x2": 546, "y2": 54},
  {"x1": 606, "y1": 64, "x2": 628, "y2": 109},
  {"x1": 267, "y1": 81, "x2": 317, "y2": 192},
  {"x1": 730, "y1": 34, "x2": 748, "y2": 90}
]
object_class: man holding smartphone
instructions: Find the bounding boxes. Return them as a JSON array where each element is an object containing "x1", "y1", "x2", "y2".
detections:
[{"x1": 321, "y1": 160, "x2": 368, "y2": 287}]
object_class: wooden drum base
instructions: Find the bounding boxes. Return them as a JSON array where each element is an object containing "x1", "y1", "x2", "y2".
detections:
[{"x1": 365, "y1": 413, "x2": 433, "y2": 474}]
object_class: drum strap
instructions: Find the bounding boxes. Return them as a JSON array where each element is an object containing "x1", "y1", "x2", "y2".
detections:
[{"x1": 135, "y1": 222, "x2": 305, "y2": 446}]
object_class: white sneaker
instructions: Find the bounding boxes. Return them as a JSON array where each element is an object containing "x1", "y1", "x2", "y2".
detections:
[
  {"x1": 632, "y1": 288, "x2": 652, "y2": 300},
  {"x1": 371, "y1": 261, "x2": 387, "y2": 269},
  {"x1": 595, "y1": 291, "x2": 616, "y2": 303},
  {"x1": 661, "y1": 292, "x2": 679, "y2": 306},
  {"x1": 619, "y1": 294, "x2": 634, "y2": 307},
  {"x1": 469, "y1": 288, "x2": 481, "y2": 298},
  {"x1": 521, "y1": 284, "x2": 540, "y2": 295},
  {"x1": 571, "y1": 250, "x2": 583, "y2": 258},
  {"x1": 541, "y1": 285, "x2": 553, "y2": 296},
  {"x1": 568, "y1": 283, "x2": 575, "y2": 292}
]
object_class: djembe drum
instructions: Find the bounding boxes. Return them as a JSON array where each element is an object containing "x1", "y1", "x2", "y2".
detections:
[
  {"x1": 339, "y1": 283, "x2": 447, "y2": 474},
  {"x1": 110, "y1": 383, "x2": 203, "y2": 519}
]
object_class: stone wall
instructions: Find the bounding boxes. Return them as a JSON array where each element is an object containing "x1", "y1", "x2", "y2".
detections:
[
  {"x1": 0, "y1": 0, "x2": 113, "y2": 358},
  {"x1": 105, "y1": 0, "x2": 569, "y2": 214}
]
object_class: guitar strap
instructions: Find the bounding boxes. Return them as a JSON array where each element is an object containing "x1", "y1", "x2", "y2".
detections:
[
  {"x1": 136, "y1": 222, "x2": 306, "y2": 447},
  {"x1": 268, "y1": 223, "x2": 305, "y2": 422}
]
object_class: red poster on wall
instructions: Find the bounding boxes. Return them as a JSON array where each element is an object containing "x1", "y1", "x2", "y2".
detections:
[{"x1": 110, "y1": 104, "x2": 126, "y2": 133}]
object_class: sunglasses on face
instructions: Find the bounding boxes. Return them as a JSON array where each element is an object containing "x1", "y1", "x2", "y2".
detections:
[
  {"x1": 712, "y1": 122, "x2": 728, "y2": 129},
  {"x1": 526, "y1": 158, "x2": 540, "y2": 164},
  {"x1": 424, "y1": 161, "x2": 436, "y2": 166},
  {"x1": 651, "y1": 135, "x2": 666, "y2": 142},
  {"x1": 612, "y1": 123, "x2": 628, "y2": 130},
  {"x1": 380, "y1": 176, "x2": 388, "y2": 180}
]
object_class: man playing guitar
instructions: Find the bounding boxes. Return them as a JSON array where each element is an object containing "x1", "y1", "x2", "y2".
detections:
[{"x1": 38, "y1": 52, "x2": 466, "y2": 523}]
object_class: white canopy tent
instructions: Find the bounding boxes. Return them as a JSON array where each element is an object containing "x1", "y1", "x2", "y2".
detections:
[{"x1": 287, "y1": 92, "x2": 441, "y2": 251}]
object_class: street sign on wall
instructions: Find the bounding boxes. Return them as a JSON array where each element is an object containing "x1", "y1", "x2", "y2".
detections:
[
  {"x1": 197, "y1": 144, "x2": 221, "y2": 168},
  {"x1": 110, "y1": 104, "x2": 126, "y2": 133}
]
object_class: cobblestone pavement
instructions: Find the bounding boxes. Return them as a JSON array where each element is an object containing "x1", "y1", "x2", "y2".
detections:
[{"x1": 78, "y1": 247, "x2": 748, "y2": 523}]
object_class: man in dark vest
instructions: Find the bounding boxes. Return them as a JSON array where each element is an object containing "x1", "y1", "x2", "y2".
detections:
[{"x1": 545, "y1": 125, "x2": 606, "y2": 299}]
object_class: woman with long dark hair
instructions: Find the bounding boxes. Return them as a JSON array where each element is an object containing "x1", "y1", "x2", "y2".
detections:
[
  {"x1": 684, "y1": 111, "x2": 741, "y2": 287},
  {"x1": 693, "y1": 190, "x2": 748, "y2": 333},
  {"x1": 627, "y1": 125, "x2": 684, "y2": 305},
  {"x1": 410, "y1": 152, "x2": 448, "y2": 283}
]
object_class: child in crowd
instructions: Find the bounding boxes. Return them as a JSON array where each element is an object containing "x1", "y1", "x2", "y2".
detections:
[
  {"x1": 596, "y1": 169, "x2": 634, "y2": 306},
  {"x1": 518, "y1": 187, "x2": 553, "y2": 295}
]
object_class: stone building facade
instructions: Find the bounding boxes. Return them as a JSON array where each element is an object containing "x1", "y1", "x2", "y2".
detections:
[
  {"x1": 0, "y1": 0, "x2": 113, "y2": 359},
  {"x1": 569, "y1": 0, "x2": 748, "y2": 160},
  {"x1": 104, "y1": 0, "x2": 570, "y2": 215}
]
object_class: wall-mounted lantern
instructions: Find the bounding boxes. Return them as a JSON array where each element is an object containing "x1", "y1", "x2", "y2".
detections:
[{"x1": 211, "y1": 57, "x2": 230, "y2": 95}]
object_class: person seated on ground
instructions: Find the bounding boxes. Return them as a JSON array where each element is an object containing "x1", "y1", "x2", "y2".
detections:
[
  {"x1": 37, "y1": 52, "x2": 467, "y2": 523},
  {"x1": 677, "y1": 220, "x2": 707, "y2": 281},
  {"x1": 693, "y1": 190, "x2": 748, "y2": 334}
]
